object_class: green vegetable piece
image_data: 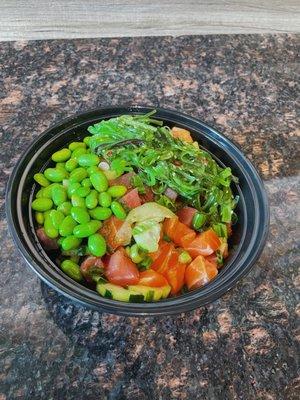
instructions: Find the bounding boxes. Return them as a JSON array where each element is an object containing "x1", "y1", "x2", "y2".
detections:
[
  {"x1": 35, "y1": 212, "x2": 44, "y2": 225},
  {"x1": 61, "y1": 259, "x2": 83, "y2": 282},
  {"x1": 73, "y1": 220, "x2": 102, "y2": 238},
  {"x1": 88, "y1": 233, "x2": 106, "y2": 257},
  {"x1": 133, "y1": 219, "x2": 161, "y2": 252},
  {"x1": 87, "y1": 166, "x2": 100, "y2": 176},
  {"x1": 212, "y1": 223, "x2": 228, "y2": 238},
  {"x1": 59, "y1": 215, "x2": 78, "y2": 237},
  {"x1": 110, "y1": 158, "x2": 127, "y2": 177},
  {"x1": 107, "y1": 185, "x2": 127, "y2": 198},
  {"x1": 52, "y1": 184, "x2": 67, "y2": 206},
  {"x1": 43, "y1": 210, "x2": 52, "y2": 219},
  {"x1": 71, "y1": 206, "x2": 91, "y2": 224},
  {"x1": 44, "y1": 215, "x2": 59, "y2": 238},
  {"x1": 98, "y1": 192, "x2": 112, "y2": 207},
  {"x1": 78, "y1": 154, "x2": 100, "y2": 167},
  {"x1": 138, "y1": 256, "x2": 153, "y2": 271},
  {"x1": 57, "y1": 201, "x2": 72, "y2": 215},
  {"x1": 34, "y1": 173, "x2": 50, "y2": 187},
  {"x1": 72, "y1": 147, "x2": 86, "y2": 160},
  {"x1": 71, "y1": 194, "x2": 86, "y2": 208},
  {"x1": 88, "y1": 207, "x2": 112, "y2": 220},
  {"x1": 83, "y1": 136, "x2": 91, "y2": 146},
  {"x1": 52, "y1": 148, "x2": 71, "y2": 162},
  {"x1": 192, "y1": 213, "x2": 207, "y2": 230},
  {"x1": 42, "y1": 183, "x2": 59, "y2": 198},
  {"x1": 81, "y1": 177, "x2": 92, "y2": 188},
  {"x1": 31, "y1": 198, "x2": 53, "y2": 212},
  {"x1": 69, "y1": 167, "x2": 88, "y2": 183},
  {"x1": 56, "y1": 162, "x2": 67, "y2": 172},
  {"x1": 36, "y1": 188, "x2": 46, "y2": 198},
  {"x1": 68, "y1": 141, "x2": 86, "y2": 151},
  {"x1": 44, "y1": 168, "x2": 66, "y2": 183},
  {"x1": 49, "y1": 209, "x2": 65, "y2": 229},
  {"x1": 65, "y1": 158, "x2": 78, "y2": 172},
  {"x1": 75, "y1": 186, "x2": 91, "y2": 198},
  {"x1": 85, "y1": 190, "x2": 98, "y2": 209},
  {"x1": 67, "y1": 181, "x2": 80, "y2": 198},
  {"x1": 90, "y1": 171, "x2": 108, "y2": 193},
  {"x1": 61, "y1": 236, "x2": 82, "y2": 251},
  {"x1": 110, "y1": 201, "x2": 126, "y2": 220},
  {"x1": 129, "y1": 244, "x2": 143, "y2": 263},
  {"x1": 179, "y1": 251, "x2": 192, "y2": 264}
]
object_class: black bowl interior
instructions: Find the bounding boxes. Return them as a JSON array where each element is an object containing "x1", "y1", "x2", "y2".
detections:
[{"x1": 6, "y1": 106, "x2": 269, "y2": 316}]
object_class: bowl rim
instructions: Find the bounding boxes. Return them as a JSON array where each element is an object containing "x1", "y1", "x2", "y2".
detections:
[{"x1": 6, "y1": 105, "x2": 270, "y2": 316}]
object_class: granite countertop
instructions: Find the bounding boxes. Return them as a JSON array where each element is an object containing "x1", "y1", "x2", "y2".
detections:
[{"x1": 0, "y1": 35, "x2": 299, "y2": 400}]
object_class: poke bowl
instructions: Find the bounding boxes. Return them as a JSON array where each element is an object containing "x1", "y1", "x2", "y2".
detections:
[{"x1": 6, "y1": 106, "x2": 269, "y2": 316}]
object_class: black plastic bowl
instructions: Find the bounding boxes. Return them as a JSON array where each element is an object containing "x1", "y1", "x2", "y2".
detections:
[{"x1": 6, "y1": 106, "x2": 269, "y2": 316}]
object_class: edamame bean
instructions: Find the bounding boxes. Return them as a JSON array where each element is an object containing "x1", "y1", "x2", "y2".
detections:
[
  {"x1": 69, "y1": 167, "x2": 88, "y2": 183},
  {"x1": 49, "y1": 209, "x2": 65, "y2": 229},
  {"x1": 32, "y1": 198, "x2": 53, "y2": 212},
  {"x1": 44, "y1": 210, "x2": 52, "y2": 219},
  {"x1": 36, "y1": 188, "x2": 46, "y2": 198},
  {"x1": 98, "y1": 192, "x2": 112, "y2": 207},
  {"x1": 65, "y1": 158, "x2": 78, "y2": 172},
  {"x1": 88, "y1": 207, "x2": 112, "y2": 220},
  {"x1": 68, "y1": 141, "x2": 86, "y2": 151},
  {"x1": 73, "y1": 220, "x2": 102, "y2": 238},
  {"x1": 88, "y1": 233, "x2": 106, "y2": 257},
  {"x1": 44, "y1": 168, "x2": 66, "y2": 183},
  {"x1": 83, "y1": 136, "x2": 91, "y2": 146},
  {"x1": 43, "y1": 183, "x2": 58, "y2": 198},
  {"x1": 56, "y1": 162, "x2": 67, "y2": 172},
  {"x1": 71, "y1": 206, "x2": 90, "y2": 224},
  {"x1": 44, "y1": 215, "x2": 59, "y2": 238},
  {"x1": 90, "y1": 171, "x2": 108, "y2": 193},
  {"x1": 75, "y1": 186, "x2": 91, "y2": 198},
  {"x1": 34, "y1": 173, "x2": 50, "y2": 187},
  {"x1": 57, "y1": 201, "x2": 72, "y2": 215},
  {"x1": 59, "y1": 215, "x2": 78, "y2": 237},
  {"x1": 81, "y1": 178, "x2": 92, "y2": 188},
  {"x1": 52, "y1": 148, "x2": 71, "y2": 162},
  {"x1": 67, "y1": 181, "x2": 81, "y2": 198},
  {"x1": 71, "y1": 194, "x2": 86, "y2": 208},
  {"x1": 52, "y1": 185, "x2": 67, "y2": 206},
  {"x1": 111, "y1": 201, "x2": 126, "y2": 220},
  {"x1": 61, "y1": 236, "x2": 82, "y2": 251},
  {"x1": 35, "y1": 212, "x2": 44, "y2": 225},
  {"x1": 72, "y1": 147, "x2": 86, "y2": 160},
  {"x1": 78, "y1": 154, "x2": 100, "y2": 167},
  {"x1": 107, "y1": 185, "x2": 127, "y2": 198},
  {"x1": 85, "y1": 190, "x2": 98, "y2": 209},
  {"x1": 87, "y1": 166, "x2": 99, "y2": 176},
  {"x1": 61, "y1": 260, "x2": 83, "y2": 281}
]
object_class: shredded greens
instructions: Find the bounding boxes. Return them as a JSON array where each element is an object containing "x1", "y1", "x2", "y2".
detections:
[{"x1": 87, "y1": 111, "x2": 238, "y2": 227}]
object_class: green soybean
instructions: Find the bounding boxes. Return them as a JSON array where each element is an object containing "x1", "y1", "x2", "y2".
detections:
[
  {"x1": 107, "y1": 185, "x2": 127, "y2": 198},
  {"x1": 81, "y1": 178, "x2": 92, "y2": 188},
  {"x1": 49, "y1": 209, "x2": 65, "y2": 229},
  {"x1": 71, "y1": 194, "x2": 86, "y2": 208},
  {"x1": 78, "y1": 154, "x2": 100, "y2": 167},
  {"x1": 85, "y1": 190, "x2": 98, "y2": 209},
  {"x1": 75, "y1": 186, "x2": 91, "y2": 198},
  {"x1": 87, "y1": 166, "x2": 100, "y2": 176},
  {"x1": 44, "y1": 215, "x2": 59, "y2": 238},
  {"x1": 56, "y1": 162, "x2": 66, "y2": 172},
  {"x1": 88, "y1": 207, "x2": 112, "y2": 221},
  {"x1": 35, "y1": 212, "x2": 44, "y2": 225},
  {"x1": 57, "y1": 201, "x2": 72, "y2": 215},
  {"x1": 98, "y1": 192, "x2": 112, "y2": 207},
  {"x1": 68, "y1": 141, "x2": 86, "y2": 151},
  {"x1": 52, "y1": 185, "x2": 67, "y2": 206},
  {"x1": 43, "y1": 210, "x2": 52, "y2": 219},
  {"x1": 61, "y1": 236, "x2": 82, "y2": 251},
  {"x1": 32, "y1": 198, "x2": 53, "y2": 212},
  {"x1": 52, "y1": 148, "x2": 71, "y2": 162},
  {"x1": 43, "y1": 183, "x2": 58, "y2": 198},
  {"x1": 72, "y1": 147, "x2": 86, "y2": 160},
  {"x1": 73, "y1": 220, "x2": 102, "y2": 238},
  {"x1": 61, "y1": 260, "x2": 83, "y2": 282},
  {"x1": 90, "y1": 171, "x2": 108, "y2": 193},
  {"x1": 83, "y1": 136, "x2": 91, "y2": 146},
  {"x1": 71, "y1": 206, "x2": 90, "y2": 224},
  {"x1": 59, "y1": 215, "x2": 78, "y2": 237},
  {"x1": 65, "y1": 158, "x2": 78, "y2": 172},
  {"x1": 67, "y1": 181, "x2": 81, "y2": 197},
  {"x1": 88, "y1": 233, "x2": 106, "y2": 257},
  {"x1": 34, "y1": 173, "x2": 50, "y2": 187},
  {"x1": 36, "y1": 188, "x2": 46, "y2": 198},
  {"x1": 44, "y1": 168, "x2": 66, "y2": 183},
  {"x1": 70, "y1": 167, "x2": 88, "y2": 183},
  {"x1": 111, "y1": 201, "x2": 126, "y2": 220}
]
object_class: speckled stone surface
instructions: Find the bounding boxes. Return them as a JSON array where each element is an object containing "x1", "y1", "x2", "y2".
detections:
[{"x1": 0, "y1": 35, "x2": 299, "y2": 400}]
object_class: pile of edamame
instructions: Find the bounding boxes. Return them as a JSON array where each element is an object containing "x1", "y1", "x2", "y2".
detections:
[{"x1": 31, "y1": 138, "x2": 128, "y2": 281}]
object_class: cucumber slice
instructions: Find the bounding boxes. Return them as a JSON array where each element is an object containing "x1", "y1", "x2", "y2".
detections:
[
  {"x1": 161, "y1": 285, "x2": 171, "y2": 299},
  {"x1": 96, "y1": 282, "x2": 144, "y2": 303},
  {"x1": 128, "y1": 285, "x2": 164, "y2": 302}
]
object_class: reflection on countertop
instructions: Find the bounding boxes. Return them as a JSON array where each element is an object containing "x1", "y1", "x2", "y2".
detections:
[{"x1": 0, "y1": 34, "x2": 299, "y2": 400}]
